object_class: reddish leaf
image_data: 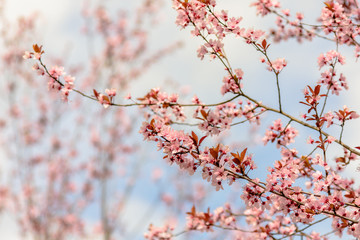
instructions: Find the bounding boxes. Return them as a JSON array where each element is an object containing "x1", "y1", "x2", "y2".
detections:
[
  {"x1": 340, "y1": 218, "x2": 349, "y2": 228},
  {"x1": 162, "y1": 102, "x2": 170, "y2": 108},
  {"x1": 191, "y1": 131, "x2": 198, "y2": 144},
  {"x1": 202, "y1": 208, "x2": 212, "y2": 223},
  {"x1": 198, "y1": 0, "x2": 210, "y2": 4},
  {"x1": 190, "y1": 151, "x2": 198, "y2": 159},
  {"x1": 299, "y1": 101, "x2": 310, "y2": 106},
  {"x1": 308, "y1": 86, "x2": 314, "y2": 94},
  {"x1": 231, "y1": 152, "x2": 241, "y2": 165},
  {"x1": 262, "y1": 39, "x2": 267, "y2": 49},
  {"x1": 210, "y1": 148, "x2": 218, "y2": 159},
  {"x1": 200, "y1": 110, "x2": 208, "y2": 119},
  {"x1": 199, "y1": 135, "x2": 207, "y2": 145},
  {"x1": 181, "y1": 0, "x2": 189, "y2": 8},
  {"x1": 240, "y1": 148, "x2": 247, "y2": 161},
  {"x1": 336, "y1": 157, "x2": 346, "y2": 163},
  {"x1": 209, "y1": 144, "x2": 220, "y2": 159},
  {"x1": 305, "y1": 208, "x2": 315, "y2": 214},
  {"x1": 102, "y1": 95, "x2": 110, "y2": 103},
  {"x1": 33, "y1": 44, "x2": 43, "y2": 53},
  {"x1": 93, "y1": 89, "x2": 99, "y2": 99},
  {"x1": 232, "y1": 158, "x2": 241, "y2": 165},
  {"x1": 186, "y1": 205, "x2": 196, "y2": 216},
  {"x1": 324, "y1": 2, "x2": 334, "y2": 11},
  {"x1": 150, "y1": 119, "x2": 155, "y2": 127},
  {"x1": 233, "y1": 75, "x2": 238, "y2": 82},
  {"x1": 344, "y1": 191, "x2": 355, "y2": 199}
]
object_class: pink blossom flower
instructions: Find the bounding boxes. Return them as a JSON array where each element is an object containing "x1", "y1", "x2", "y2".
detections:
[
  {"x1": 296, "y1": 12, "x2": 304, "y2": 21},
  {"x1": 271, "y1": 58, "x2": 287, "y2": 72},
  {"x1": 98, "y1": 94, "x2": 111, "y2": 108},
  {"x1": 282, "y1": 9, "x2": 290, "y2": 16},
  {"x1": 144, "y1": 224, "x2": 174, "y2": 240},
  {"x1": 105, "y1": 88, "x2": 116, "y2": 97},
  {"x1": 23, "y1": 51, "x2": 32, "y2": 59},
  {"x1": 124, "y1": 93, "x2": 131, "y2": 100},
  {"x1": 49, "y1": 65, "x2": 65, "y2": 80},
  {"x1": 197, "y1": 45, "x2": 208, "y2": 60},
  {"x1": 326, "y1": 136, "x2": 335, "y2": 144}
]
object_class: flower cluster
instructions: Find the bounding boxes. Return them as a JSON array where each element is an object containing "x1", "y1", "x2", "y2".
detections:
[
  {"x1": 194, "y1": 100, "x2": 263, "y2": 136},
  {"x1": 173, "y1": 0, "x2": 264, "y2": 62},
  {"x1": 250, "y1": 0, "x2": 281, "y2": 17},
  {"x1": 266, "y1": 58, "x2": 287, "y2": 73},
  {"x1": 334, "y1": 105, "x2": 359, "y2": 123},
  {"x1": 139, "y1": 118, "x2": 197, "y2": 175},
  {"x1": 196, "y1": 103, "x2": 240, "y2": 136},
  {"x1": 93, "y1": 88, "x2": 117, "y2": 108},
  {"x1": 186, "y1": 205, "x2": 236, "y2": 231},
  {"x1": 320, "y1": 2, "x2": 354, "y2": 42},
  {"x1": 317, "y1": 50, "x2": 347, "y2": 95},
  {"x1": 138, "y1": 88, "x2": 186, "y2": 123},
  {"x1": 221, "y1": 69, "x2": 243, "y2": 95},
  {"x1": 140, "y1": 117, "x2": 257, "y2": 191},
  {"x1": 23, "y1": 45, "x2": 76, "y2": 101},
  {"x1": 23, "y1": 44, "x2": 44, "y2": 60},
  {"x1": 262, "y1": 119, "x2": 298, "y2": 148},
  {"x1": 144, "y1": 224, "x2": 174, "y2": 240}
]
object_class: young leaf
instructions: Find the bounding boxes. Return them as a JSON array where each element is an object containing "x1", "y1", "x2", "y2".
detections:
[
  {"x1": 200, "y1": 110, "x2": 208, "y2": 119},
  {"x1": 93, "y1": 89, "x2": 99, "y2": 99},
  {"x1": 191, "y1": 131, "x2": 198, "y2": 144},
  {"x1": 199, "y1": 135, "x2": 207, "y2": 145},
  {"x1": 344, "y1": 190, "x2": 355, "y2": 199},
  {"x1": 210, "y1": 148, "x2": 218, "y2": 159},
  {"x1": 262, "y1": 39, "x2": 267, "y2": 49},
  {"x1": 240, "y1": 148, "x2": 247, "y2": 161},
  {"x1": 33, "y1": 44, "x2": 43, "y2": 53},
  {"x1": 209, "y1": 144, "x2": 220, "y2": 159},
  {"x1": 324, "y1": 2, "x2": 334, "y2": 11},
  {"x1": 186, "y1": 205, "x2": 196, "y2": 216}
]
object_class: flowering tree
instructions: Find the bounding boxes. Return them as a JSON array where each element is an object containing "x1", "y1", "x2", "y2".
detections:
[
  {"x1": 1, "y1": 0, "x2": 195, "y2": 239},
  {"x1": 17, "y1": 0, "x2": 360, "y2": 239}
]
